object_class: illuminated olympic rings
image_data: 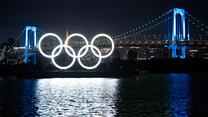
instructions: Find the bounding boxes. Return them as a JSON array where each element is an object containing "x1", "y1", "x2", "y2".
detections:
[{"x1": 38, "y1": 33, "x2": 114, "y2": 70}]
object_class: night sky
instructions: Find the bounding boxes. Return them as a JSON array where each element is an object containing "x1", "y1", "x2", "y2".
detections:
[{"x1": 0, "y1": 0, "x2": 208, "y2": 42}]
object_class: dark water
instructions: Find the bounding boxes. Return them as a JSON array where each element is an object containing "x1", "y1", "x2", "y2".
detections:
[{"x1": 0, "y1": 73, "x2": 208, "y2": 116}]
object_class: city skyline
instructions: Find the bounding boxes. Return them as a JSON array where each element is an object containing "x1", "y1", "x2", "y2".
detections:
[{"x1": 1, "y1": 1, "x2": 208, "y2": 116}]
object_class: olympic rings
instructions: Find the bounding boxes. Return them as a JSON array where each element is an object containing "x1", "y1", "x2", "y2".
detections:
[
  {"x1": 51, "y1": 45, "x2": 76, "y2": 70},
  {"x1": 91, "y1": 34, "x2": 114, "y2": 58},
  {"x1": 38, "y1": 33, "x2": 114, "y2": 70},
  {"x1": 38, "y1": 33, "x2": 63, "y2": 58},
  {"x1": 78, "y1": 45, "x2": 102, "y2": 70}
]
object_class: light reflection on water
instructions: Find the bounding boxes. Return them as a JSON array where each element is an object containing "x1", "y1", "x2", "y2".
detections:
[
  {"x1": 35, "y1": 78, "x2": 119, "y2": 116},
  {"x1": 168, "y1": 73, "x2": 191, "y2": 117},
  {"x1": 1, "y1": 73, "x2": 207, "y2": 116}
]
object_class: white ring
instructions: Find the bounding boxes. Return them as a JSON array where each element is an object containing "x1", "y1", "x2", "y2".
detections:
[
  {"x1": 38, "y1": 33, "x2": 63, "y2": 58},
  {"x1": 64, "y1": 33, "x2": 89, "y2": 58},
  {"x1": 51, "y1": 45, "x2": 76, "y2": 70},
  {"x1": 38, "y1": 33, "x2": 114, "y2": 70},
  {"x1": 91, "y1": 34, "x2": 115, "y2": 58},
  {"x1": 77, "y1": 45, "x2": 102, "y2": 70}
]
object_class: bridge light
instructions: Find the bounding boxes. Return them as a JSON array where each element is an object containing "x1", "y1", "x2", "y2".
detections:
[{"x1": 25, "y1": 26, "x2": 37, "y2": 49}]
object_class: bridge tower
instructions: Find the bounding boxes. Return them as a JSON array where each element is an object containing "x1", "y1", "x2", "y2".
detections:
[
  {"x1": 23, "y1": 26, "x2": 37, "y2": 64},
  {"x1": 25, "y1": 26, "x2": 37, "y2": 49},
  {"x1": 170, "y1": 8, "x2": 189, "y2": 59}
]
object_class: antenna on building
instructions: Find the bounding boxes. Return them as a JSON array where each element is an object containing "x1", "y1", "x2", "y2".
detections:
[{"x1": 66, "y1": 30, "x2": 69, "y2": 39}]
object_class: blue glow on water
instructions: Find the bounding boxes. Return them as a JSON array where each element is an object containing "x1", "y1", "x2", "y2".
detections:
[
  {"x1": 2, "y1": 74, "x2": 207, "y2": 116},
  {"x1": 21, "y1": 80, "x2": 38, "y2": 116},
  {"x1": 168, "y1": 73, "x2": 191, "y2": 117}
]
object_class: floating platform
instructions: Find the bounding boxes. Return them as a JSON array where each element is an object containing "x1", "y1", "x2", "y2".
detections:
[
  {"x1": 0, "y1": 60, "x2": 139, "y2": 78},
  {"x1": 1, "y1": 59, "x2": 208, "y2": 78}
]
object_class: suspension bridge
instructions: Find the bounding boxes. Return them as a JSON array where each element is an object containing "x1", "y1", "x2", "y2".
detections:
[{"x1": 14, "y1": 8, "x2": 208, "y2": 64}]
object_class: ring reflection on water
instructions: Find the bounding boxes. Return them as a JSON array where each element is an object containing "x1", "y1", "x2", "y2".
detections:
[
  {"x1": 35, "y1": 78, "x2": 119, "y2": 116},
  {"x1": 0, "y1": 73, "x2": 207, "y2": 116}
]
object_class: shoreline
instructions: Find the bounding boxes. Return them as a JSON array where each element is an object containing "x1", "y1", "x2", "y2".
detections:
[{"x1": 0, "y1": 59, "x2": 208, "y2": 78}]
